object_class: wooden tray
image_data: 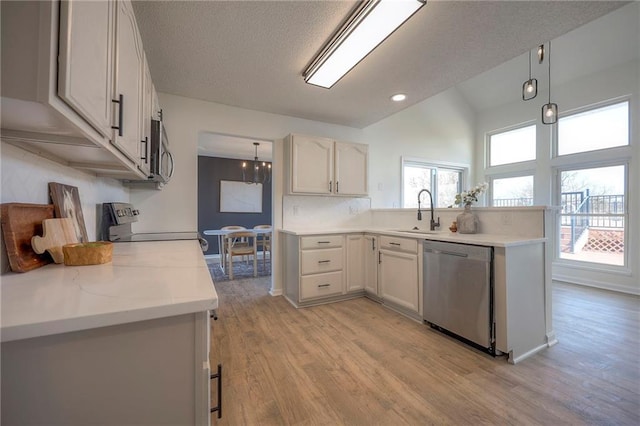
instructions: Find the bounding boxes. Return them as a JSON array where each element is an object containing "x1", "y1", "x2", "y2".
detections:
[{"x1": 1, "y1": 203, "x2": 55, "y2": 272}]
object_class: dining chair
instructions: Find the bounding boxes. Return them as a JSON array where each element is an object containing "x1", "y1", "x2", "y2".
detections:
[
  {"x1": 253, "y1": 225, "x2": 272, "y2": 270},
  {"x1": 226, "y1": 231, "x2": 257, "y2": 280},
  {"x1": 220, "y1": 225, "x2": 247, "y2": 267}
]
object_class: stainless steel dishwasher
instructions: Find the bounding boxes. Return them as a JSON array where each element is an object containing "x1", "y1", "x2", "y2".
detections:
[{"x1": 423, "y1": 240, "x2": 495, "y2": 354}]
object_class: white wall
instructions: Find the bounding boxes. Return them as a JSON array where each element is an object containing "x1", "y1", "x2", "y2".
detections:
[
  {"x1": 363, "y1": 87, "x2": 476, "y2": 208},
  {"x1": 130, "y1": 93, "x2": 366, "y2": 233},
  {"x1": 0, "y1": 142, "x2": 129, "y2": 272},
  {"x1": 474, "y1": 59, "x2": 640, "y2": 295}
]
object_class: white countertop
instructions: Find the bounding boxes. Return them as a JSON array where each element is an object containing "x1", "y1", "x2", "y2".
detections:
[
  {"x1": 1, "y1": 240, "x2": 218, "y2": 342},
  {"x1": 280, "y1": 228, "x2": 545, "y2": 247}
]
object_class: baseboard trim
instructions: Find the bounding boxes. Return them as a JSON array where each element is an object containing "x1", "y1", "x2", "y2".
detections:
[
  {"x1": 269, "y1": 288, "x2": 283, "y2": 296},
  {"x1": 509, "y1": 342, "x2": 549, "y2": 364},
  {"x1": 553, "y1": 274, "x2": 640, "y2": 295}
]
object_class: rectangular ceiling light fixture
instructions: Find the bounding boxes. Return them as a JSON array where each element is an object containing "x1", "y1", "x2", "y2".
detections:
[{"x1": 303, "y1": 0, "x2": 426, "y2": 89}]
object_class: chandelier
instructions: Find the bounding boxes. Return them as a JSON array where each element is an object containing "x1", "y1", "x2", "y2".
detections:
[{"x1": 242, "y1": 142, "x2": 271, "y2": 184}]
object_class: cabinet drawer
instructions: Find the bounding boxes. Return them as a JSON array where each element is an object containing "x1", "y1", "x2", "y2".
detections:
[
  {"x1": 300, "y1": 271, "x2": 344, "y2": 300},
  {"x1": 300, "y1": 235, "x2": 343, "y2": 249},
  {"x1": 301, "y1": 248, "x2": 343, "y2": 275},
  {"x1": 379, "y1": 236, "x2": 418, "y2": 253}
]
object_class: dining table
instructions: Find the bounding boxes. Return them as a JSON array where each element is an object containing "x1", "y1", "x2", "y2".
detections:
[{"x1": 203, "y1": 227, "x2": 272, "y2": 274}]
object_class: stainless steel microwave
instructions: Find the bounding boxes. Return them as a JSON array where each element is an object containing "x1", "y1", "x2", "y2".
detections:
[{"x1": 150, "y1": 119, "x2": 174, "y2": 183}]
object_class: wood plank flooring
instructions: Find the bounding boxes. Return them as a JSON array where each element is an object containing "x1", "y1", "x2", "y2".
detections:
[{"x1": 210, "y1": 279, "x2": 639, "y2": 425}]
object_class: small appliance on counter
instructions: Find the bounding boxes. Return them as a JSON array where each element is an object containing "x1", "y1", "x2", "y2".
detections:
[{"x1": 101, "y1": 202, "x2": 208, "y2": 252}]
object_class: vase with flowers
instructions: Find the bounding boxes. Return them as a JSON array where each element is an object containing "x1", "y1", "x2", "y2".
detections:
[{"x1": 450, "y1": 182, "x2": 488, "y2": 234}]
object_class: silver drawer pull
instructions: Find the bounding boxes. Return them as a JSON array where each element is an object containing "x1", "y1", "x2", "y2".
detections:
[
  {"x1": 318, "y1": 284, "x2": 331, "y2": 288},
  {"x1": 318, "y1": 260, "x2": 331, "y2": 264},
  {"x1": 317, "y1": 241, "x2": 331, "y2": 244},
  {"x1": 389, "y1": 242, "x2": 401, "y2": 246}
]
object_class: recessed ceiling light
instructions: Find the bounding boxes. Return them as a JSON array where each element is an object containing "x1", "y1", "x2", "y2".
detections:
[{"x1": 391, "y1": 93, "x2": 407, "y2": 102}]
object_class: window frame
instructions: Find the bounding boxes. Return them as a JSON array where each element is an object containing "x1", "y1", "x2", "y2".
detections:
[{"x1": 400, "y1": 157, "x2": 468, "y2": 208}]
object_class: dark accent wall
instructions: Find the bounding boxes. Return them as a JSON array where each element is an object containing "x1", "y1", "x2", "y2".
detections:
[{"x1": 198, "y1": 156, "x2": 272, "y2": 255}]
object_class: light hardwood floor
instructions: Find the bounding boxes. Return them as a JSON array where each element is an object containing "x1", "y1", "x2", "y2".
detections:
[{"x1": 210, "y1": 279, "x2": 639, "y2": 425}]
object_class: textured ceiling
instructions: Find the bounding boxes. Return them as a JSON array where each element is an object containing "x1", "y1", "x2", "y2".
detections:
[{"x1": 132, "y1": 0, "x2": 627, "y2": 130}]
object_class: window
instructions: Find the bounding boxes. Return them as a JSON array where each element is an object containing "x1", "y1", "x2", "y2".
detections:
[
  {"x1": 558, "y1": 165, "x2": 626, "y2": 266},
  {"x1": 488, "y1": 124, "x2": 536, "y2": 166},
  {"x1": 402, "y1": 160, "x2": 464, "y2": 208},
  {"x1": 491, "y1": 175, "x2": 534, "y2": 206},
  {"x1": 558, "y1": 101, "x2": 629, "y2": 156}
]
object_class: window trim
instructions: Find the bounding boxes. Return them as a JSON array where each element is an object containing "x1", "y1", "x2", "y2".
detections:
[{"x1": 400, "y1": 157, "x2": 468, "y2": 208}]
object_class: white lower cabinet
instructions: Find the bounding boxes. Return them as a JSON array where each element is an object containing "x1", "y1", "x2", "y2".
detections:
[
  {"x1": 346, "y1": 234, "x2": 365, "y2": 293},
  {"x1": 283, "y1": 233, "x2": 369, "y2": 307},
  {"x1": 1, "y1": 312, "x2": 211, "y2": 425},
  {"x1": 363, "y1": 234, "x2": 379, "y2": 297},
  {"x1": 378, "y1": 235, "x2": 421, "y2": 317}
]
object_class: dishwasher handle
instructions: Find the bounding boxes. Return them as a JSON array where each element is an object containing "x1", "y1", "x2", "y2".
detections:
[{"x1": 424, "y1": 248, "x2": 468, "y2": 258}]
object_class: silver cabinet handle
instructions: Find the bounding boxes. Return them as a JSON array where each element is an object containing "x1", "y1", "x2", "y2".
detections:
[
  {"x1": 390, "y1": 242, "x2": 401, "y2": 246},
  {"x1": 318, "y1": 284, "x2": 331, "y2": 288},
  {"x1": 317, "y1": 241, "x2": 331, "y2": 244},
  {"x1": 318, "y1": 260, "x2": 331, "y2": 264}
]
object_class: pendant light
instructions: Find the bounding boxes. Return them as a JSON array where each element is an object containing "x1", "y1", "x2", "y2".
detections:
[
  {"x1": 541, "y1": 41, "x2": 558, "y2": 125},
  {"x1": 537, "y1": 44, "x2": 544, "y2": 64},
  {"x1": 242, "y1": 142, "x2": 272, "y2": 184},
  {"x1": 522, "y1": 48, "x2": 537, "y2": 101}
]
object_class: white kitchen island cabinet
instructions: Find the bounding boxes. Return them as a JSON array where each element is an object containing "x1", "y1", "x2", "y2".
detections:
[
  {"x1": 0, "y1": 240, "x2": 217, "y2": 425},
  {"x1": 285, "y1": 134, "x2": 368, "y2": 196}
]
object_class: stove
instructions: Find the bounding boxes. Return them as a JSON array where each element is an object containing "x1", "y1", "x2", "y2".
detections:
[{"x1": 101, "y1": 202, "x2": 208, "y2": 251}]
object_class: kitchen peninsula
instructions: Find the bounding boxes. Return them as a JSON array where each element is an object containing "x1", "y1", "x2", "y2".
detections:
[
  {"x1": 1, "y1": 240, "x2": 217, "y2": 425},
  {"x1": 281, "y1": 209, "x2": 554, "y2": 365}
]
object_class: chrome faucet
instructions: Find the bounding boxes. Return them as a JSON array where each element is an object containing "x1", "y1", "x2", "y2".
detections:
[{"x1": 417, "y1": 189, "x2": 441, "y2": 231}]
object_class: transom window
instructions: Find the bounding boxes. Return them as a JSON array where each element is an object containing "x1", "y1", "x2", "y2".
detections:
[
  {"x1": 488, "y1": 124, "x2": 536, "y2": 167},
  {"x1": 402, "y1": 160, "x2": 464, "y2": 208},
  {"x1": 558, "y1": 101, "x2": 629, "y2": 156}
]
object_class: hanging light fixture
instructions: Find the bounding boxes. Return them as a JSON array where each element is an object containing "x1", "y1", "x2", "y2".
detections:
[
  {"x1": 541, "y1": 41, "x2": 558, "y2": 125},
  {"x1": 522, "y1": 48, "x2": 537, "y2": 101},
  {"x1": 242, "y1": 142, "x2": 272, "y2": 184},
  {"x1": 303, "y1": 0, "x2": 426, "y2": 89},
  {"x1": 537, "y1": 44, "x2": 545, "y2": 64}
]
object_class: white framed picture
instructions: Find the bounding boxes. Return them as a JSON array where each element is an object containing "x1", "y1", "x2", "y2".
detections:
[{"x1": 220, "y1": 180, "x2": 262, "y2": 213}]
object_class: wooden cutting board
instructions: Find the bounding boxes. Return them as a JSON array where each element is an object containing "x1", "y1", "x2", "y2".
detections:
[
  {"x1": 1, "y1": 203, "x2": 55, "y2": 272},
  {"x1": 31, "y1": 218, "x2": 79, "y2": 263}
]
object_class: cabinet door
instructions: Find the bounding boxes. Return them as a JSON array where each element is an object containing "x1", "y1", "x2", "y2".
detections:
[
  {"x1": 363, "y1": 235, "x2": 378, "y2": 295},
  {"x1": 334, "y1": 142, "x2": 368, "y2": 195},
  {"x1": 379, "y1": 249, "x2": 419, "y2": 313},
  {"x1": 346, "y1": 234, "x2": 364, "y2": 292},
  {"x1": 138, "y1": 56, "x2": 152, "y2": 175},
  {"x1": 291, "y1": 135, "x2": 333, "y2": 194},
  {"x1": 112, "y1": 0, "x2": 144, "y2": 164},
  {"x1": 58, "y1": 0, "x2": 114, "y2": 142}
]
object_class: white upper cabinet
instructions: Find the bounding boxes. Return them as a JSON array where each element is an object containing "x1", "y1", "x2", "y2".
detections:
[
  {"x1": 0, "y1": 0, "x2": 159, "y2": 180},
  {"x1": 57, "y1": 0, "x2": 114, "y2": 143},
  {"x1": 334, "y1": 142, "x2": 368, "y2": 195},
  {"x1": 112, "y1": 0, "x2": 144, "y2": 164},
  {"x1": 287, "y1": 134, "x2": 368, "y2": 196},
  {"x1": 138, "y1": 56, "x2": 153, "y2": 176},
  {"x1": 291, "y1": 134, "x2": 334, "y2": 194}
]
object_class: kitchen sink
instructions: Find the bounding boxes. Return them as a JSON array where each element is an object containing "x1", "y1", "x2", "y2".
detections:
[{"x1": 390, "y1": 229, "x2": 441, "y2": 234}]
